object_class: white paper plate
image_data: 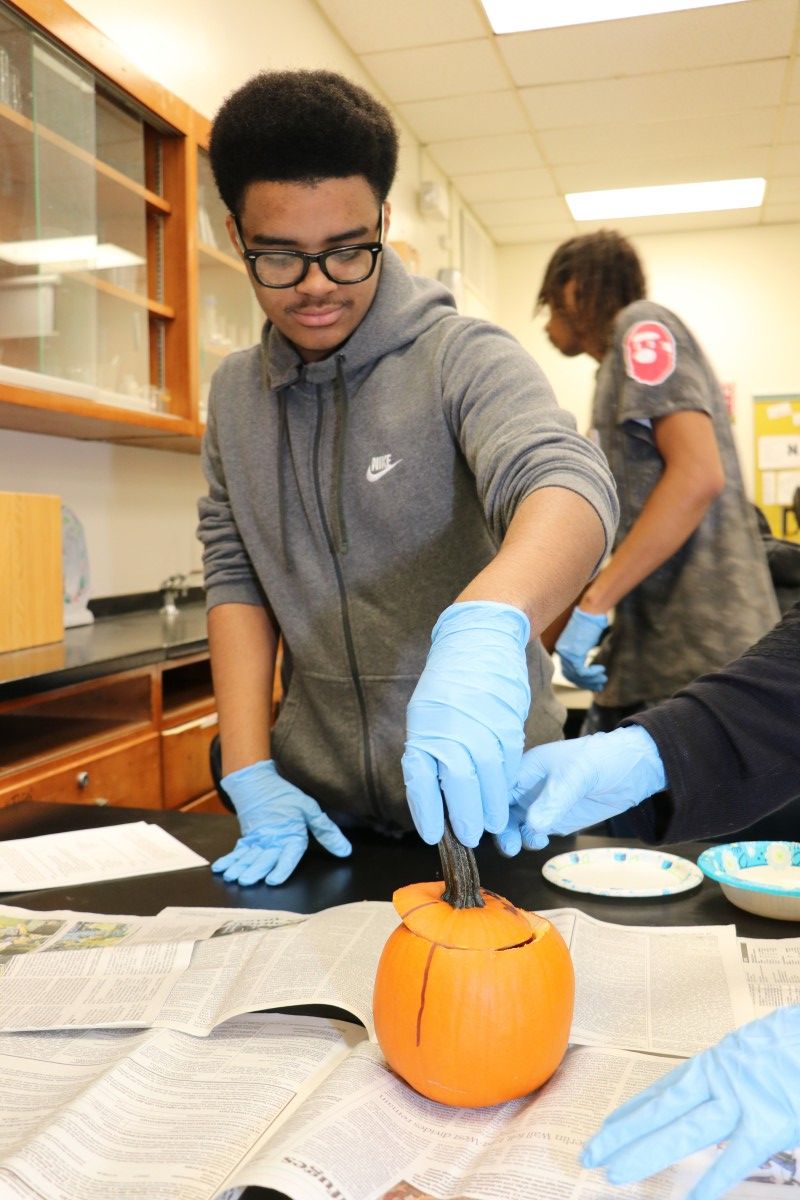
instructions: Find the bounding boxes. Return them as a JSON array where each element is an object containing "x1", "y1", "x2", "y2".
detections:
[{"x1": 542, "y1": 846, "x2": 703, "y2": 898}]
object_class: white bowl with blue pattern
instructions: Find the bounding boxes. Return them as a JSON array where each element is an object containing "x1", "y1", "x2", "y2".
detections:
[{"x1": 697, "y1": 841, "x2": 800, "y2": 920}]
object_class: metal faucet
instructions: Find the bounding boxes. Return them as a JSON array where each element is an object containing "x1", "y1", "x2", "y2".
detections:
[{"x1": 159, "y1": 570, "x2": 202, "y2": 618}]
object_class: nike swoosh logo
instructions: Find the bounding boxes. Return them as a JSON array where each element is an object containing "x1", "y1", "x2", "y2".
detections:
[{"x1": 366, "y1": 460, "x2": 402, "y2": 482}]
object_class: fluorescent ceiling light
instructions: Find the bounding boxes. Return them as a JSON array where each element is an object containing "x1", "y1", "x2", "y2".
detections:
[
  {"x1": 481, "y1": 0, "x2": 746, "y2": 34},
  {"x1": 566, "y1": 177, "x2": 765, "y2": 220},
  {"x1": 0, "y1": 235, "x2": 144, "y2": 271}
]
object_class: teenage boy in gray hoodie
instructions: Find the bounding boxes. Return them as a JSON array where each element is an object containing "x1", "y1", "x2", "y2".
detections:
[{"x1": 198, "y1": 68, "x2": 619, "y2": 887}]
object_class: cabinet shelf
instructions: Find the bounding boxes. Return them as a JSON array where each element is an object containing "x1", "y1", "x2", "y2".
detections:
[
  {"x1": 0, "y1": 376, "x2": 197, "y2": 446},
  {"x1": 198, "y1": 242, "x2": 246, "y2": 274},
  {"x1": 0, "y1": 101, "x2": 171, "y2": 213},
  {"x1": 70, "y1": 271, "x2": 175, "y2": 318}
]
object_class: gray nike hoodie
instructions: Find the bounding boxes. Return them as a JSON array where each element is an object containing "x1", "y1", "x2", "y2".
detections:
[{"x1": 198, "y1": 247, "x2": 618, "y2": 831}]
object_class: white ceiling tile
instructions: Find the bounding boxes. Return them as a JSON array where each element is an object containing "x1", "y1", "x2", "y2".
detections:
[
  {"x1": 473, "y1": 197, "x2": 568, "y2": 226},
  {"x1": 772, "y1": 145, "x2": 800, "y2": 175},
  {"x1": 492, "y1": 221, "x2": 577, "y2": 245},
  {"x1": 554, "y1": 148, "x2": 771, "y2": 193},
  {"x1": 397, "y1": 90, "x2": 526, "y2": 143},
  {"x1": 762, "y1": 203, "x2": 800, "y2": 223},
  {"x1": 313, "y1": 0, "x2": 800, "y2": 243},
  {"x1": 496, "y1": 0, "x2": 796, "y2": 87},
  {"x1": 540, "y1": 109, "x2": 778, "y2": 166},
  {"x1": 766, "y1": 176, "x2": 800, "y2": 203},
  {"x1": 521, "y1": 61, "x2": 786, "y2": 129},
  {"x1": 452, "y1": 167, "x2": 557, "y2": 202},
  {"x1": 316, "y1": 0, "x2": 486, "y2": 54},
  {"x1": 780, "y1": 106, "x2": 800, "y2": 144},
  {"x1": 360, "y1": 40, "x2": 507, "y2": 104},
  {"x1": 788, "y1": 58, "x2": 800, "y2": 103},
  {"x1": 427, "y1": 132, "x2": 544, "y2": 175}
]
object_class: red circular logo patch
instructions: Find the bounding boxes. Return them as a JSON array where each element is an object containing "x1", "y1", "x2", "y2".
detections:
[{"x1": 623, "y1": 320, "x2": 676, "y2": 386}]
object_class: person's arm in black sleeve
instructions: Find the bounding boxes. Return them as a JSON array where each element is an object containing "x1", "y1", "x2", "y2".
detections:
[{"x1": 625, "y1": 602, "x2": 800, "y2": 843}]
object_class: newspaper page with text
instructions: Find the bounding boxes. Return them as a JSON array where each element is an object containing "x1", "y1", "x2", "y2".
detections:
[
  {"x1": 0, "y1": 1015, "x2": 787, "y2": 1200},
  {"x1": 0, "y1": 903, "x2": 754, "y2": 1058}
]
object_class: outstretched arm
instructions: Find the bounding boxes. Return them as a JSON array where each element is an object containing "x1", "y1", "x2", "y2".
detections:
[{"x1": 404, "y1": 486, "x2": 607, "y2": 847}]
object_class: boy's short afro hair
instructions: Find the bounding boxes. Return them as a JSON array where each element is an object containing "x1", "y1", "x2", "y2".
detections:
[{"x1": 209, "y1": 69, "x2": 399, "y2": 216}]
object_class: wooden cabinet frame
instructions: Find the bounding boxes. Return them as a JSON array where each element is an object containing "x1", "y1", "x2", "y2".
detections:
[
  {"x1": 0, "y1": 0, "x2": 211, "y2": 452},
  {"x1": 0, "y1": 652, "x2": 226, "y2": 812}
]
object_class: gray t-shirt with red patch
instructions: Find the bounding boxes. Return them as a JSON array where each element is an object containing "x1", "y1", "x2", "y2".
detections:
[{"x1": 592, "y1": 298, "x2": 779, "y2": 707}]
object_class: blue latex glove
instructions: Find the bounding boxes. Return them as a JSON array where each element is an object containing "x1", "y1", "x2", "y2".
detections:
[
  {"x1": 495, "y1": 725, "x2": 666, "y2": 855},
  {"x1": 211, "y1": 759, "x2": 352, "y2": 886},
  {"x1": 556, "y1": 607, "x2": 609, "y2": 691},
  {"x1": 402, "y1": 601, "x2": 531, "y2": 848},
  {"x1": 583, "y1": 1006, "x2": 800, "y2": 1199}
]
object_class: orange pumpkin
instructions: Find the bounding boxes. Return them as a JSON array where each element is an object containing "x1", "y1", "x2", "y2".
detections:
[{"x1": 372, "y1": 826, "x2": 574, "y2": 1108}]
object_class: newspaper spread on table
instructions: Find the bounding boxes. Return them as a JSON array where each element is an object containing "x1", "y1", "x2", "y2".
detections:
[{"x1": 0, "y1": 901, "x2": 795, "y2": 1200}]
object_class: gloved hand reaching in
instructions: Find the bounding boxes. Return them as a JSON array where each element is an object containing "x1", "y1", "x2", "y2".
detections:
[
  {"x1": 211, "y1": 759, "x2": 352, "y2": 886},
  {"x1": 555, "y1": 607, "x2": 609, "y2": 691},
  {"x1": 582, "y1": 1005, "x2": 800, "y2": 1200},
  {"x1": 402, "y1": 601, "x2": 531, "y2": 848},
  {"x1": 496, "y1": 725, "x2": 666, "y2": 855}
]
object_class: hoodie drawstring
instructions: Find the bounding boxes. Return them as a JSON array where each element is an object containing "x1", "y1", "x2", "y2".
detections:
[
  {"x1": 330, "y1": 355, "x2": 349, "y2": 555},
  {"x1": 274, "y1": 356, "x2": 349, "y2": 569},
  {"x1": 276, "y1": 386, "x2": 292, "y2": 572}
]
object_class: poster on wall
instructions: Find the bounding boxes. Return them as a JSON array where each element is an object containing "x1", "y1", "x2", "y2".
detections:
[{"x1": 753, "y1": 395, "x2": 800, "y2": 540}]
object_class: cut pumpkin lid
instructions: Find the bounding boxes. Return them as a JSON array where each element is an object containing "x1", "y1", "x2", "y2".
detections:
[{"x1": 392, "y1": 880, "x2": 541, "y2": 950}]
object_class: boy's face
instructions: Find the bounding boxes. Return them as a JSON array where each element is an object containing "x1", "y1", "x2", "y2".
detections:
[
  {"x1": 228, "y1": 175, "x2": 389, "y2": 362},
  {"x1": 543, "y1": 278, "x2": 586, "y2": 358}
]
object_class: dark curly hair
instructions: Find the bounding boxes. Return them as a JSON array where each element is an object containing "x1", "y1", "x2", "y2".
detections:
[
  {"x1": 537, "y1": 231, "x2": 646, "y2": 352},
  {"x1": 209, "y1": 69, "x2": 399, "y2": 217}
]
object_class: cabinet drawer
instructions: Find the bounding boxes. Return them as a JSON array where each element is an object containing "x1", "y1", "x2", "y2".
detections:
[
  {"x1": 161, "y1": 711, "x2": 218, "y2": 809},
  {"x1": 0, "y1": 735, "x2": 161, "y2": 809}
]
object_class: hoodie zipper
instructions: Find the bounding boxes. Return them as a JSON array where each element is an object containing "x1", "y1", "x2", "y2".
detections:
[{"x1": 311, "y1": 383, "x2": 383, "y2": 821}]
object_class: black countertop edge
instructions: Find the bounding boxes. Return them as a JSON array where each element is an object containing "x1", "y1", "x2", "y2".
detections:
[
  {"x1": 0, "y1": 603, "x2": 209, "y2": 702},
  {"x1": 89, "y1": 587, "x2": 205, "y2": 618}
]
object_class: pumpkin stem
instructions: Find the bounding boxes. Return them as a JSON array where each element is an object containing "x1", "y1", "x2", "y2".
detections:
[{"x1": 439, "y1": 812, "x2": 485, "y2": 909}]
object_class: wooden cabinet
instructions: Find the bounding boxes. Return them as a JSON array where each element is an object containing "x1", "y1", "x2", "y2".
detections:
[
  {"x1": 159, "y1": 656, "x2": 220, "y2": 810},
  {"x1": 0, "y1": 653, "x2": 228, "y2": 813},
  {"x1": 0, "y1": 734, "x2": 161, "y2": 808},
  {"x1": 0, "y1": 0, "x2": 254, "y2": 453}
]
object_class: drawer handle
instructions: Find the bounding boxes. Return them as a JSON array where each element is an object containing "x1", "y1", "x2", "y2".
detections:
[{"x1": 76, "y1": 770, "x2": 90, "y2": 789}]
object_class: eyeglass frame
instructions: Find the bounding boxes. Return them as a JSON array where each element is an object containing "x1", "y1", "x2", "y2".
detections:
[{"x1": 234, "y1": 209, "x2": 384, "y2": 289}]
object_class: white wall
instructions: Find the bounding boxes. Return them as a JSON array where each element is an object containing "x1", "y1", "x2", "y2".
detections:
[
  {"x1": 0, "y1": 430, "x2": 206, "y2": 596},
  {"x1": 496, "y1": 222, "x2": 800, "y2": 495},
  {"x1": 6, "y1": 0, "x2": 482, "y2": 600}
]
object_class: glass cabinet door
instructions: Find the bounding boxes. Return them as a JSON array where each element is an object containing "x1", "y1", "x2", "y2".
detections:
[
  {"x1": 196, "y1": 148, "x2": 262, "y2": 423},
  {"x1": 0, "y1": 2, "x2": 176, "y2": 416}
]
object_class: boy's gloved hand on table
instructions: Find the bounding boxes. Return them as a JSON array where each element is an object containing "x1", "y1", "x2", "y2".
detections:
[
  {"x1": 555, "y1": 607, "x2": 609, "y2": 691},
  {"x1": 495, "y1": 725, "x2": 666, "y2": 855},
  {"x1": 582, "y1": 1006, "x2": 800, "y2": 1200},
  {"x1": 211, "y1": 759, "x2": 352, "y2": 886},
  {"x1": 403, "y1": 600, "x2": 531, "y2": 848}
]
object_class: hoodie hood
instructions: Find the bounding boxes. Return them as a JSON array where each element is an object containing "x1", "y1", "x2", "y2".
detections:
[{"x1": 262, "y1": 246, "x2": 458, "y2": 390}]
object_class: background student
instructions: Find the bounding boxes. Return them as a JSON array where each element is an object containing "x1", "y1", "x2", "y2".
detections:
[{"x1": 537, "y1": 230, "x2": 778, "y2": 761}]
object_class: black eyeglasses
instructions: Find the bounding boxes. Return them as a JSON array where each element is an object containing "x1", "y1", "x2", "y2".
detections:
[{"x1": 236, "y1": 210, "x2": 383, "y2": 289}]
